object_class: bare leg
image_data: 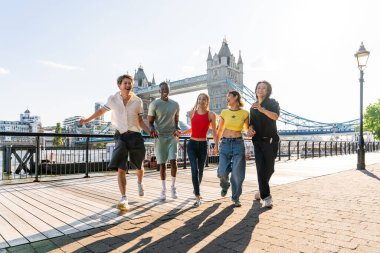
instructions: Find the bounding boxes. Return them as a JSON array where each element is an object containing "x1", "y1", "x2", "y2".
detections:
[
  {"x1": 160, "y1": 164, "x2": 166, "y2": 180},
  {"x1": 170, "y1": 160, "x2": 178, "y2": 177},
  {"x1": 118, "y1": 168, "x2": 126, "y2": 196},
  {"x1": 136, "y1": 168, "x2": 144, "y2": 184}
]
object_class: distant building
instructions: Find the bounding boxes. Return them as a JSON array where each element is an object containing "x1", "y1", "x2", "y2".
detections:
[
  {"x1": 94, "y1": 102, "x2": 104, "y2": 122},
  {"x1": 63, "y1": 103, "x2": 113, "y2": 135},
  {"x1": 63, "y1": 116, "x2": 83, "y2": 133},
  {"x1": 0, "y1": 109, "x2": 41, "y2": 143}
]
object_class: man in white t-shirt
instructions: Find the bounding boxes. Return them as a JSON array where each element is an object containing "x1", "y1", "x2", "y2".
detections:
[{"x1": 79, "y1": 74, "x2": 150, "y2": 211}]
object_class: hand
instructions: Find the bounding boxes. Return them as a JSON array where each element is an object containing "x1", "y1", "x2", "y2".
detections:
[
  {"x1": 213, "y1": 147, "x2": 219, "y2": 155},
  {"x1": 79, "y1": 118, "x2": 87, "y2": 126},
  {"x1": 251, "y1": 102, "x2": 264, "y2": 112},
  {"x1": 247, "y1": 129, "x2": 256, "y2": 137},
  {"x1": 150, "y1": 129, "x2": 159, "y2": 138},
  {"x1": 173, "y1": 130, "x2": 181, "y2": 137}
]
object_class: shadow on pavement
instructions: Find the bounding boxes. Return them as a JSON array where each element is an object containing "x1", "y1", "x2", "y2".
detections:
[
  {"x1": 359, "y1": 169, "x2": 380, "y2": 181},
  {"x1": 199, "y1": 201, "x2": 268, "y2": 252}
]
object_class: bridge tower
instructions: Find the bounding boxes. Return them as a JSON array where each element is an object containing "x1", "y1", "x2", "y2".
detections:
[
  {"x1": 207, "y1": 39, "x2": 244, "y2": 114},
  {"x1": 133, "y1": 66, "x2": 155, "y2": 120}
]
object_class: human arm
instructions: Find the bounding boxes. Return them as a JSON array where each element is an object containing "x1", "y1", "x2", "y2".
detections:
[
  {"x1": 138, "y1": 115, "x2": 151, "y2": 135},
  {"x1": 251, "y1": 102, "x2": 279, "y2": 121},
  {"x1": 216, "y1": 117, "x2": 225, "y2": 151},
  {"x1": 209, "y1": 112, "x2": 219, "y2": 154},
  {"x1": 173, "y1": 113, "x2": 181, "y2": 137},
  {"x1": 173, "y1": 103, "x2": 181, "y2": 137},
  {"x1": 147, "y1": 102, "x2": 158, "y2": 138},
  {"x1": 148, "y1": 115, "x2": 158, "y2": 138},
  {"x1": 136, "y1": 100, "x2": 150, "y2": 135},
  {"x1": 247, "y1": 109, "x2": 256, "y2": 137},
  {"x1": 79, "y1": 108, "x2": 107, "y2": 125}
]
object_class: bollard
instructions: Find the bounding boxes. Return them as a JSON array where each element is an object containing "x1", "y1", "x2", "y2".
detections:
[
  {"x1": 304, "y1": 141, "x2": 307, "y2": 159},
  {"x1": 34, "y1": 136, "x2": 40, "y2": 182},
  {"x1": 84, "y1": 137, "x2": 90, "y2": 178},
  {"x1": 205, "y1": 139, "x2": 209, "y2": 167},
  {"x1": 183, "y1": 138, "x2": 187, "y2": 169},
  {"x1": 297, "y1": 141, "x2": 300, "y2": 159}
]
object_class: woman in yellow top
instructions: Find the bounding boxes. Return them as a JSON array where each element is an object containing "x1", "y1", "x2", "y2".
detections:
[{"x1": 216, "y1": 91, "x2": 254, "y2": 207}]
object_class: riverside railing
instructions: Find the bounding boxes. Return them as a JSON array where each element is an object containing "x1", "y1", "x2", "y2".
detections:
[{"x1": 1, "y1": 132, "x2": 379, "y2": 182}]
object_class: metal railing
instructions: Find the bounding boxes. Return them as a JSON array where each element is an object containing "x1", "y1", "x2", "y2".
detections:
[
  {"x1": 276, "y1": 140, "x2": 379, "y2": 161},
  {"x1": 1, "y1": 132, "x2": 379, "y2": 183}
]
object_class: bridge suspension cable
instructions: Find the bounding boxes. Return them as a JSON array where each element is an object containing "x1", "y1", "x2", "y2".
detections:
[{"x1": 225, "y1": 78, "x2": 358, "y2": 131}]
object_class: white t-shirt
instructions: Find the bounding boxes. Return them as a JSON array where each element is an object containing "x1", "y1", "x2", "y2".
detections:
[{"x1": 103, "y1": 92, "x2": 143, "y2": 134}]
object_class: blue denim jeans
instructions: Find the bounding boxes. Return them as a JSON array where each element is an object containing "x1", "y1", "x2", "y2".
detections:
[
  {"x1": 217, "y1": 137, "x2": 246, "y2": 201},
  {"x1": 187, "y1": 140, "x2": 208, "y2": 196}
]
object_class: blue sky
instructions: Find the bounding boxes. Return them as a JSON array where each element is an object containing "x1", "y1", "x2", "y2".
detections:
[{"x1": 1, "y1": 0, "x2": 379, "y2": 127}]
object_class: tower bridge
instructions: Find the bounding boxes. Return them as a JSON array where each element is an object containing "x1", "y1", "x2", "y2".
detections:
[{"x1": 130, "y1": 39, "x2": 358, "y2": 135}]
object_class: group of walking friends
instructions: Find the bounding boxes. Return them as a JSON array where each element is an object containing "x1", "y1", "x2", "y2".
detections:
[{"x1": 80, "y1": 74, "x2": 280, "y2": 211}]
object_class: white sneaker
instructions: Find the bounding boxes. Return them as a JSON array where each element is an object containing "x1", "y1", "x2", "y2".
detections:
[
  {"x1": 138, "y1": 183, "x2": 144, "y2": 197},
  {"x1": 263, "y1": 196, "x2": 273, "y2": 208},
  {"x1": 160, "y1": 189, "x2": 166, "y2": 201},
  {"x1": 254, "y1": 191, "x2": 261, "y2": 201},
  {"x1": 117, "y1": 197, "x2": 129, "y2": 211},
  {"x1": 171, "y1": 187, "x2": 178, "y2": 199}
]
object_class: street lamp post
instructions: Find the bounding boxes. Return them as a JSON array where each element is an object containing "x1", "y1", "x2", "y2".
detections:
[{"x1": 354, "y1": 42, "x2": 370, "y2": 170}]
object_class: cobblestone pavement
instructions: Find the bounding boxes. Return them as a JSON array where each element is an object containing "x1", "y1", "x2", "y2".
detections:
[{"x1": 3, "y1": 162, "x2": 379, "y2": 253}]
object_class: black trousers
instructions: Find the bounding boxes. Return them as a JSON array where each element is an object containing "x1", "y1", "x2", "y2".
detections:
[{"x1": 253, "y1": 140, "x2": 278, "y2": 200}]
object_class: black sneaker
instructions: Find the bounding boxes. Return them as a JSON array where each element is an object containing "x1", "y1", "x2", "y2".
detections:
[
  {"x1": 233, "y1": 199, "x2": 241, "y2": 207},
  {"x1": 192, "y1": 199, "x2": 201, "y2": 208},
  {"x1": 221, "y1": 188, "x2": 228, "y2": 197}
]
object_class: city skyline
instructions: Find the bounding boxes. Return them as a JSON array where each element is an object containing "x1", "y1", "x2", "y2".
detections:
[{"x1": 1, "y1": 0, "x2": 380, "y2": 127}]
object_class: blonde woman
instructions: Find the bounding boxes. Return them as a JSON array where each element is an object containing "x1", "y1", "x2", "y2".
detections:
[{"x1": 187, "y1": 93, "x2": 218, "y2": 207}]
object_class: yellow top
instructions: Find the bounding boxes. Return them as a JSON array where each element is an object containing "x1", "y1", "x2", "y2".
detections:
[{"x1": 220, "y1": 109, "x2": 249, "y2": 131}]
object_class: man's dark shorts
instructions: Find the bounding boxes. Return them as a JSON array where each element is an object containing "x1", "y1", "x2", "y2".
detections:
[{"x1": 108, "y1": 131, "x2": 146, "y2": 170}]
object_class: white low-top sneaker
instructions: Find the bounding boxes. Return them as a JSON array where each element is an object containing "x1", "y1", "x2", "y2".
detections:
[
  {"x1": 171, "y1": 187, "x2": 178, "y2": 199},
  {"x1": 160, "y1": 189, "x2": 166, "y2": 201},
  {"x1": 263, "y1": 196, "x2": 273, "y2": 208}
]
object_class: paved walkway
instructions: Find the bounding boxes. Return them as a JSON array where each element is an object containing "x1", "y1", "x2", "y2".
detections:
[{"x1": 1, "y1": 153, "x2": 380, "y2": 252}]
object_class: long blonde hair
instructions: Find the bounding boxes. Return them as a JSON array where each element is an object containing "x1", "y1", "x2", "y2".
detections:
[{"x1": 192, "y1": 93, "x2": 210, "y2": 111}]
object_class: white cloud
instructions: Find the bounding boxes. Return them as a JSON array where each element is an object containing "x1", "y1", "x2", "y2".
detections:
[
  {"x1": 38, "y1": 60, "x2": 84, "y2": 71},
  {"x1": 0, "y1": 67, "x2": 10, "y2": 75}
]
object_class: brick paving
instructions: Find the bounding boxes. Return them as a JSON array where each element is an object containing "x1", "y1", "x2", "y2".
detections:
[{"x1": 3, "y1": 162, "x2": 380, "y2": 253}]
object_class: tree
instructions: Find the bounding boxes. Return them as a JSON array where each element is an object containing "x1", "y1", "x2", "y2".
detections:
[
  {"x1": 53, "y1": 123, "x2": 64, "y2": 146},
  {"x1": 364, "y1": 99, "x2": 380, "y2": 140}
]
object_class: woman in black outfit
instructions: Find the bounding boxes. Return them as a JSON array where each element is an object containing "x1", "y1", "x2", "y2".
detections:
[{"x1": 249, "y1": 80, "x2": 280, "y2": 208}]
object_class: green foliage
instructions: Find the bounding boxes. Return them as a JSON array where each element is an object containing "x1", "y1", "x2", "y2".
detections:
[
  {"x1": 364, "y1": 99, "x2": 380, "y2": 140},
  {"x1": 53, "y1": 123, "x2": 64, "y2": 146},
  {"x1": 94, "y1": 142, "x2": 106, "y2": 149}
]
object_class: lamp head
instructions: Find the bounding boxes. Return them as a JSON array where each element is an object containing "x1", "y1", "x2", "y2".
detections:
[{"x1": 355, "y1": 42, "x2": 370, "y2": 70}]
